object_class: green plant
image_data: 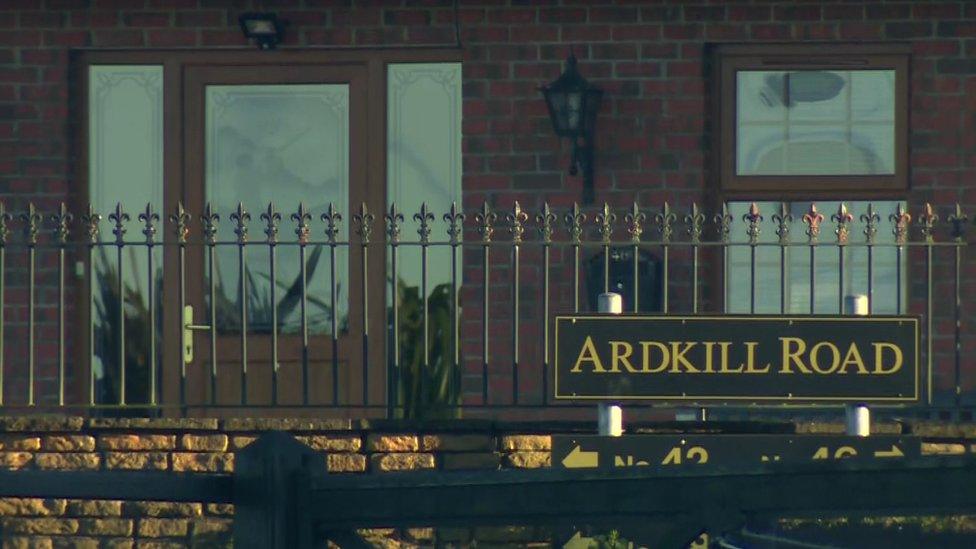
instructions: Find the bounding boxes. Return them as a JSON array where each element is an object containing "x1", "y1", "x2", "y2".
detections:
[{"x1": 392, "y1": 279, "x2": 461, "y2": 420}]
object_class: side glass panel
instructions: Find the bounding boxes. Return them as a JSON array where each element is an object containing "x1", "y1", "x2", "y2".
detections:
[
  {"x1": 726, "y1": 201, "x2": 906, "y2": 314},
  {"x1": 204, "y1": 84, "x2": 349, "y2": 336},
  {"x1": 736, "y1": 70, "x2": 896, "y2": 176},
  {"x1": 88, "y1": 65, "x2": 164, "y2": 403},
  {"x1": 387, "y1": 63, "x2": 462, "y2": 414}
]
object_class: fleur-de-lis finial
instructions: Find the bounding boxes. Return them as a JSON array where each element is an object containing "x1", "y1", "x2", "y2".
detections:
[
  {"x1": 444, "y1": 201, "x2": 465, "y2": 245},
  {"x1": 506, "y1": 201, "x2": 528, "y2": 244},
  {"x1": 230, "y1": 202, "x2": 250, "y2": 244},
  {"x1": 564, "y1": 202, "x2": 586, "y2": 244},
  {"x1": 860, "y1": 203, "x2": 880, "y2": 245},
  {"x1": 201, "y1": 202, "x2": 220, "y2": 245},
  {"x1": 260, "y1": 202, "x2": 282, "y2": 244},
  {"x1": 624, "y1": 202, "x2": 646, "y2": 243},
  {"x1": 831, "y1": 202, "x2": 854, "y2": 245},
  {"x1": 714, "y1": 203, "x2": 733, "y2": 243},
  {"x1": 320, "y1": 202, "x2": 342, "y2": 244},
  {"x1": 80, "y1": 204, "x2": 102, "y2": 244},
  {"x1": 415, "y1": 202, "x2": 435, "y2": 244},
  {"x1": 889, "y1": 203, "x2": 911, "y2": 245},
  {"x1": 107, "y1": 202, "x2": 129, "y2": 245},
  {"x1": 474, "y1": 201, "x2": 497, "y2": 243},
  {"x1": 0, "y1": 202, "x2": 13, "y2": 246},
  {"x1": 50, "y1": 202, "x2": 72, "y2": 245},
  {"x1": 802, "y1": 203, "x2": 824, "y2": 243},
  {"x1": 948, "y1": 203, "x2": 968, "y2": 241},
  {"x1": 384, "y1": 203, "x2": 404, "y2": 244},
  {"x1": 138, "y1": 202, "x2": 159, "y2": 245},
  {"x1": 169, "y1": 201, "x2": 191, "y2": 244},
  {"x1": 684, "y1": 203, "x2": 704, "y2": 244},
  {"x1": 742, "y1": 202, "x2": 763, "y2": 245},
  {"x1": 595, "y1": 202, "x2": 616, "y2": 244},
  {"x1": 771, "y1": 202, "x2": 793, "y2": 245},
  {"x1": 656, "y1": 202, "x2": 677, "y2": 243},
  {"x1": 291, "y1": 202, "x2": 311, "y2": 245},
  {"x1": 918, "y1": 203, "x2": 938, "y2": 242},
  {"x1": 353, "y1": 202, "x2": 375, "y2": 244},
  {"x1": 536, "y1": 202, "x2": 556, "y2": 244}
]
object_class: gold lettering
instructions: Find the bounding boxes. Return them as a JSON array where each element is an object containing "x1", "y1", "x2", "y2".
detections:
[
  {"x1": 810, "y1": 341, "x2": 841, "y2": 374},
  {"x1": 609, "y1": 341, "x2": 639, "y2": 373},
  {"x1": 741, "y1": 341, "x2": 770, "y2": 373},
  {"x1": 838, "y1": 342, "x2": 869, "y2": 374},
  {"x1": 571, "y1": 336, "x2": 606, "y2": 373},
  {"x1": 640, "y1": 341, "x2": 670, "y2": 373},
  {"x1": 702, "y1": 342, "x2": 717, "y2": 373},
  {"x1": 780, "y1": 337, "x2": 811, "y2": 374},
  {"x1": 873, "y1": 342, "x2": 904, "y2": 374},
  {"x1": 719, "y1": 341, "x2": 742, "y2": 373},
  {"x1": 669, "y1": 342, "x2": 699, "y2": 373}
]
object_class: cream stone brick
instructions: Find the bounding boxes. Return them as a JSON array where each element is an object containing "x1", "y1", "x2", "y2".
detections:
[
  {"x1": 504, "y1": 451, "x2": 550, "y2": 468},
  {"x1": 327, "y1": 453, "x2": 367, "y2": 473},
  {"x1": 135, "y1": 542, "x2": 186, "y2": 549},
  {"x1": 51, "y1": 538, "x2": 99, "y2": 549},
  {"x1": 123, "y1": 502, "x2": 202, "y2": 518},
  {"x1": 180, "y1": 434, "x2": 228, "y2": 452},
  {"x1": 77, "y1": 518, "x2": 133, "y2": 536},
  {"x1": 205, "y1": 504, "x2": 233, "y2": 516},
  {"x1": 922, "y1": 442, "x2": 966, "y2": 455},
  {"x1": 40, "y1": 435, "x2": 95, "y2": 452},
  {"x1": 0, "y1": 436, "x2": 40, "y2": 452},
  {"x1": 102, "y1": 540, "x2": 134, "y2": 549},
  {"x1": 97, "y1": 434, "x2": 176, "y2": 451},
  {"x1": 370, "y1": 453, "x2": 435, "y2": 472},
  {"x1": 34, "y1": 453, "x2": 100, "y2": 471},
  {"x1": 499, "y1": 435, "x2": 551, "y2": 451},
  {"x1": 2, "y1": 537, "x2": 53, "y2": 549},
  {"x1": 0, "y1": 452, "x2": 32, "y2": 470},
  {"x1": 366, "y1": 434, "x2": 419, "y2": 452},
  {"x1": 65, "y1": 500, "x2": 122, "y2": 517},
  {"x1": 137, "y1": 518, "x2": 189, "y2": 538},
  {"x1": 297, "y1": 435, "x2": 362, "y2": 452},
  {"x1": 171, "y1": 452, "x2": 233, "y2": 473},
  {"x1": 0, "y1": 498, "x2": 66, "y2": 516},
  {"x1": 1, "y1": 517, "x2": 79, "y2": 535},
  {"x1": 105, "y1": 452, "x2": 168, "y2": 471},
  {"x1": 230, "y1": 436, "x2": 256, "y2": 450}
]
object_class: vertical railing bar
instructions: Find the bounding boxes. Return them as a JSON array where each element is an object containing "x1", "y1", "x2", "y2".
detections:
[
  {"x1": 656, "y1": 204, "x2": 673, "y2": 314},
  {"x1": 354, "y1": 203, "x2": 374, "y2": 408},
  {"x1": 891, "y1": 203, "x2": 910, "y2": 317},
  {"x1": 597, "y1": 203, "x2": 615, "y2": 298},
  {"x1": 139, "y1": 204, "x2": 159, "y2": 407},
  {"x1": 418, "y1": 203, "x2": 432, "y2": 407},
  {"x1": 446, "y1": 202, "x2": 463, "y2": 412},
  {"x1": 744, "y1": 203, "x2": 761, "y2": 316},
  {"x1": 896, "y1": 245, "x2": 903, "y2": 314},
  {"x1": 573, "y1": 244, "x2": 580, "y2": 313},
  {"x1": 920, "y1": 204, "x2": 937, "y2": 406},
  {"x1": 507, "y1": 202, "x2": 525, "y2": 406},
  {"x1": 716, "y1": 203, "x2": 731, "y2": 314},
  {"x1": 627, "y1": 202, "x2": 645, "y2": 313},
  {"x1": 22, "y1": 204, "x2": 41, "y2": 407},
  {"x1": 833, "y1": 203, "x2": 852, "y2": 315},
  {"x1": 749, "y1": 245, "x2": 756, "y2": 315},
  {"x1": 949, "y1": 204, "x2": 967, "y2": 409},
  {"x1": 867, "y1": 245, "x2": 874, "y2": 314},
  {"x1": 52, "y1": 203, "x2": 71, "y2": 407},
  {"x1": 386, "y1": 203, "x2": 402, "y2": 417},
  {"x1": 323, "y1": 203, "x2": 342, "y2": 407},
  {"x1": 266, "y1": 204, "x2": 284, "y2": 406},
  {"x1": 662, "y1": 245, "x2": 670, "y2": 314},
  {"x1": 171, "y1": 203, "x2": 189, "y2": 411},
  {"x1": 566, "y1": 203, "x2": 584, "y2": 313},
  {"x1": 0, "y1": 204, "x2": 9, "y2": 407},
  {"x1": 692, "y1": 245, "x2": 699, "y2": 313},
  {"x1": 475, "y1": 203, "x2": 496, "y2": 405},
  {"x1": 298, "y1": 243, "x2": 308, "y2": 406},
  {"x1": 838, "y1": 246, "x2": 844, "y2": 313},
  {"x1": 773, "y1": 202, "x2": 792, "y2": 316},
  {"x1": 802, "y1": 203, "x2": 823, "y2": 317},
  {"x1": 83, "y1": 206, "x2": 100, "y2": 407},
  {"x1": 107, "y1": 203, "x2": 128, "y2": 407},
  {"x1": 808, "y1": 245, "x2": 816, "y2": 315},
  {"x1": 537, "y1": 203, "x2": 554, "y2": 406},
  {"x1": 232, "y1": 204, "x2": 250, "y2": 406},
  {"x1": 202, "y1": 204, "x2": 219, "y2": 406}
]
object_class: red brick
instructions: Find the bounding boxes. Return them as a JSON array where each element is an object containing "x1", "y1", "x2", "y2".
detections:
[
  {"x1": 795, "y1": 23, "x2": 837, "y2": 41},
  {"x1": 728, "y1": 6, "x2": 770, "y2": 22},
  {"x1": 69, "y1": 11, "x2": 120, "y2": 28},
  {"x1": 201, "y1": 30, "x2": 245, "y2": 46},
  {"x1": 914, "y1": 40, "x2": 961, "y2": 57},
  {"x1": 663, "y1": 24, "x2": 700, "y2": 40},
  {"x1": 751, "y1": 24, "x2": 791, "y2": 40},
  {"x1": 19, "y1": 12, "x2": 65, "y2": 28},
  {"x1": 332, "y1": 8, "x2": 381, "y2": 26},
  {"x1": 486, "y1": 9, "x2": 535, "y2": 25},
  {"x1": 589, "y1": 7, "x2": 637, "y2": 24},
  {"x1": 823, "y1": 5, "x2": 864, "y2": 20},
  {"x1": 304, "y1": 28, "x2": 353, "y2": 45},
  {"x1": 123, "y1": 12, "x2": 172, "y2": 27},
  {"x1": 538, "y1": 8, "x2": 586, "y2": 24},
  {"x1": 913, "y1": 3, "x2": 960, "y2": 19},
  {"x1": 866, "y1": 5, "x2": 911, "y2": 20},
  {"x1": 384, "y1": 9, "x2": 430, "y2": 26},
  {"x1": 839, "y1": 23, "x2": 882, "y2": 40},
  {"x1": 174, "y1": 11, "x2": 224, "y2": 27},
  {"x1": 683, "y1": 6, "x2": 725, "y2": 22},
  {"x1": 774, "y1": 5, "x2": 820, "y2": 22},
  {"x1": 611, "y1": 25, "x2": 660, "y2": 41},
  {"x1": 510, "y1": 25, "x2": 557, "y2": 43},
  {"x1": 561, "y1": 25, "x2": 610, "y2": 42},
  {"x1": 148, "y1": 29, "x2": 197, "y2": 47}
]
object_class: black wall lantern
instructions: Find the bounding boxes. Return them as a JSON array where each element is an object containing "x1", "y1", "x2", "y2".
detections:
[
  {"x1": 540, "y1": 53, "x2": 603, "y2": 204},
  {"x1": 239, "y1": 13, "x2": 284, "y2": 50}
]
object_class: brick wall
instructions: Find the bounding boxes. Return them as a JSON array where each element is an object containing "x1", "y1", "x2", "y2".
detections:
[
  {"x1": 0, "y1": 415, "x2": 974, "y2": 547},
  {"x1": 0, "y1": 0, "x2": 974, "y2": 406}
]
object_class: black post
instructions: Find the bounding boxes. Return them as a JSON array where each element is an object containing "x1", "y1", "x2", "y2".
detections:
[{"x1": 234, "y1": 431, "x2": 322, "y2": 549}]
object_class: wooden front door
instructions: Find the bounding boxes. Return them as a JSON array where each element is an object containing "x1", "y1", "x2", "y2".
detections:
[{"x1": 180, "y1": 63, "x2": 382, "y2": 412}]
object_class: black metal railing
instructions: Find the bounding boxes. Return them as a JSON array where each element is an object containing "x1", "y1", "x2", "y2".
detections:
[{"x1": 0, "y1": 199, "x2": 968, "y2": 417}]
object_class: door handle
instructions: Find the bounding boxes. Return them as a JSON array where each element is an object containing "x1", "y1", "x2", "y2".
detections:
[{"x1": 182, "y1": 305, "x2": 211, "y2": 364}]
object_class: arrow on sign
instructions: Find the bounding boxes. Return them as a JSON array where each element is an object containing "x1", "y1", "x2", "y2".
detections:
[
  {"x1": 874, "y1": 445, "x2": 904, "y2": 458},
  {"x1": 561, "y1": 445, "x2": 599, "y2": 468}
]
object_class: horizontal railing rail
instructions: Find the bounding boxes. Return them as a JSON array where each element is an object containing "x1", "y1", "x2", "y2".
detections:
[{"x1": 0, "y1": 199, "x2": 968, "y2": 417}]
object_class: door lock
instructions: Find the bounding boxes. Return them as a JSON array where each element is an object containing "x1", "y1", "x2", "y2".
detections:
[{"x1": 182, "y1": 305, "x2": 211, "y2": 364}]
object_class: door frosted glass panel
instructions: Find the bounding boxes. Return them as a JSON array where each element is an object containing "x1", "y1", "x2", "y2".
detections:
[
  {"x1": 725, "y1": 201, "x2": 905, "y2": 315},
  {"x1": 205, "y1": 84, "x2": 349, "y2": 335},
  {"x1": 88, "y1": 65, "x2": 164, "y2": 403},
  {"x1": 387, "y1": 62, "x2": 461, "y2": 289}
]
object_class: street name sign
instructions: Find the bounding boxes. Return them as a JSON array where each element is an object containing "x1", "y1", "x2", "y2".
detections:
[
  {"x1": 552, "y1": 435, "x2": 922, "y2": 470},
  {"x1": 554, "y1": 315, "x2": 919, "y2": 403}
]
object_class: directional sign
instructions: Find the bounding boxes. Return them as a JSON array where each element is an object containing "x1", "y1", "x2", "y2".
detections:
[{"x1": 552, "y1": 435, "x2": 922, "y2": 470}]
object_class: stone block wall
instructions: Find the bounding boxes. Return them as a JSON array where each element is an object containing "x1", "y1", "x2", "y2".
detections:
[{"x1": 1, "y1": 416, "x2": 974, "y2": 548}]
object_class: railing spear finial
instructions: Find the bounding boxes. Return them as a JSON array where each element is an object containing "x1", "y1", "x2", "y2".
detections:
[
  {"x1": 889, "y1": 203, "x2": 911, "y2": 245},
  {"x1": 444, "y1": 201, "x2": 465, "y2": 245},
  {"x1": 230, "y1": 202, "x2": 250, "y2": 244},
  {"x1": 772, "y1": 202, "x2": 793, "y2": 245},
  {"x1": 261, "y1": 202, "x2": 281, "y2": 245},
  {"x1": 384, "y1": 202, "x2": 403, "y2": 244},
  {"x1": 50, "y1": 202, "x2": 73, "y2": 245},
  {"x1": 742, "y1": 202, "x2": 763, "y2": 245},
  {"x1": 415, "y1": 202, "x2": 435, "y2": 244},
  {"x1": 564, "y1": 202, "x2": 585, "y2": 245},
  {"x1": 474, "y1": 201, "x2": 496, "y2": 243},
  {"x1": 169, "y1": 201, "x2": 191, "y2": 244},
  {"x1": 861, "y1": 203, "x2": 880, "y2": 245},
  {"x1": 107, "y1": 202, "x2": 129, "y2": 246},
  {"x1": 831, "y1": 202, "x2": 853, "y2": 245},
  {"x1": 918, "y1": 203, "x2": 938, "y2": 243},
  {"x1": 625, "y1": 202, "x2": 646, "y2": 243},
  {"x1": 948, "y1": 203, "x2": 968, "y2": 242},
  {"x1": 291, "y1": 202, "x2": 310, "y2": 245},
  {"x1": 685, "y1": 202, "x2": 704, "y2": 244},
  {"x1": 321, "y1": 202, "x2": 342, "y2": 244},
  {"x1": 802, "y1": 203, "x2": 824, "y2": 244},
  {"x1": 138, "y1": 203, "x2": 159, "y2": 246},
  {"x1": 506, "y1": 201, "x2": 527, "y2": 244}
]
